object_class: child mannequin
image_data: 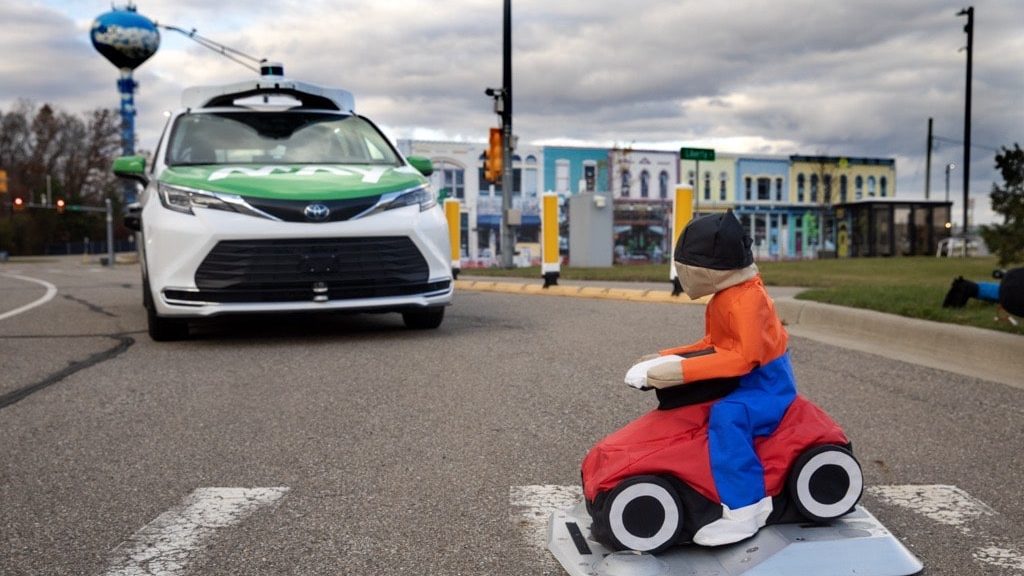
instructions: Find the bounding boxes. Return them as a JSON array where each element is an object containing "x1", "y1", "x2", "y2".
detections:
[{"x1": 626, "y1": 210, "x2": 796, "y2": 546}]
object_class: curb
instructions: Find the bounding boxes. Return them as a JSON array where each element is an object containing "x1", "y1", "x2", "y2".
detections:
[
  {"x1": 774, "y1": 298, "x2": 1022, "y2": 389},
  {"x1": 454, "y1": 279, "x2": 709, "y2": 305}
]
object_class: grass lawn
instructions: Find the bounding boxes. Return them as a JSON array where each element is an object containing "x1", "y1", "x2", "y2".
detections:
[{"x1": 461, "y1": 256, "x2": 1023, "y2": 335}]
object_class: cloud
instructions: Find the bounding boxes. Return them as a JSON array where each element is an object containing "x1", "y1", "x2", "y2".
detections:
[{"x1": 4, "y1": 0, "x2": 1022, "y2": 225}]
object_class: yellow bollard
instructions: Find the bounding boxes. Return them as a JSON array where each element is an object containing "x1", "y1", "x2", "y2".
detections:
[
  {"x1": 670, "y1": 186, "x2": 694, "y2": 295},
  {"x1": 541, "y1": 193, "x2": 560, "y2": 287},
  {"x1": 444, "y1": 198, "x2": 461, "y2": 279}
]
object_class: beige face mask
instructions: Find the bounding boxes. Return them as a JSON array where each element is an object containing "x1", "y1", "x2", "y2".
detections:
[{"x1": 676, "y1": 263, "x2": 759, "y2": 299}]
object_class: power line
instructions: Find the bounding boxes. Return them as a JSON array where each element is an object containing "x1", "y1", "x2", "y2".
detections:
[{"x1": 931, "y1": 134, "x2": 1000, "y2": 153}]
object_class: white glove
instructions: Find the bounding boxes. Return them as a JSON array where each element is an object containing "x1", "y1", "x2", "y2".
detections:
[{"x1": 624, "y1": 355, "x2": 683, "y2": 390}]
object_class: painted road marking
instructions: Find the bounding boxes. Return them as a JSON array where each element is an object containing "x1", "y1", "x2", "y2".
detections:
[
  {"x1": 866, "y1": 484, "x2": 996, "y2": 532},
  {"x1": 101, "y1": 487, "x2": 288, "y2": 576},
  {"x1": 868, "y1": 484, "x2": 1023, "y2": 573},
  {"x1": 515, "y1": 484, "x2": 1023, "y2": 573},
  {"x1": 0, "y1": 273, "x2": 58, "y2": 321},
  {"x1": 509, "y1": 485, "x2": 582, "y2": 551}
]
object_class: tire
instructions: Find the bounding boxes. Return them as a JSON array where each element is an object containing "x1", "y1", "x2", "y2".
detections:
[
  {"x1": 788, "y1": 445, "x2": 863, "y2": 522},
  {"x1": 402, "y1": 306, "x2": 445, "y2": 330},
  {"x1": 144, "y1": 276, "x2": 189, "y2": 341},
  {"x1": 603, "y1": 476, "x2": 683, "y2": 553}
]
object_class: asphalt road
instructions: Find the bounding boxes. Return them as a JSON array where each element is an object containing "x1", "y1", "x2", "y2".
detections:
[{"x1": 1, "y1": 257, "x2": 1022, "y2": 575}]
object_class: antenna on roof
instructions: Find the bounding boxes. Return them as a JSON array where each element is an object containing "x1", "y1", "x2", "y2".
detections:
[{"x1": 157, "y1": 23, "x2": 266, "y2": 73}]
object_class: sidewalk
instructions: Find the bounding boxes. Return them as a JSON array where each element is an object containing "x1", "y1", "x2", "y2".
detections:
[{"x1": 456, "y1": 275, "x2": 1023, "y2": 390}]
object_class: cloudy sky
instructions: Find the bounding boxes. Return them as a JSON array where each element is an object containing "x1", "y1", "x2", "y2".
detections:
[{"x1": 2, "y1": 0, "x2": 1021, "y2": 225}]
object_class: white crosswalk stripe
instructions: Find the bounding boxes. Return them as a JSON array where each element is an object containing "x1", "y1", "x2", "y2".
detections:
[{"x1": 101, "y1": 487, "x2": 289, "y2": 576}]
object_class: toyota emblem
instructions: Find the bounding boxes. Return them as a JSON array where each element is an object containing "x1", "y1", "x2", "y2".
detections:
[{"x1": 304, "y1": 203, "x2": 330, "y2": 222}]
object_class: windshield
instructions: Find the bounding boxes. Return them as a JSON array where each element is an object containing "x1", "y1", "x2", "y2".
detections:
[{"x1": 165, "y1": 111, "x2": 401, "y2": 166}]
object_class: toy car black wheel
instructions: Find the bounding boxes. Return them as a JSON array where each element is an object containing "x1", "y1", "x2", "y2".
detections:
[
  {"x1": 604, "y1": 475, "x2": 683, "y2": 553},
  {"x1": 788, "y1": 444, "x2": 863, "y2": 522}
]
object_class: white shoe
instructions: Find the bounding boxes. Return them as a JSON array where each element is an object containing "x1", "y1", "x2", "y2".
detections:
[{"x1": 692, "y1": 496, "x2": 773, "y2": 546}]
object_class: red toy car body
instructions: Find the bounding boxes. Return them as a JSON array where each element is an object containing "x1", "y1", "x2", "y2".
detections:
[{"x1": 582, "y1": 393, "x2": 861, "y2": 552}]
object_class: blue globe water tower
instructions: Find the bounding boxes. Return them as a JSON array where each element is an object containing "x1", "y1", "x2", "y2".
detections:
[{"x1": 90, "y1": 5, "x2": 159, "y2": 202}]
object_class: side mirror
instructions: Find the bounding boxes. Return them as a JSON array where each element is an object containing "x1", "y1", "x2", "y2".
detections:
[
  {"x1": 123, "y1": 202, "x2": 142, "y2": 232},
  {"x1": 407, "y1": 155, "x2": 434, "y2": 177},
  {"x1": 112, "y1": 155, "x2": 149, "y2": 187}
]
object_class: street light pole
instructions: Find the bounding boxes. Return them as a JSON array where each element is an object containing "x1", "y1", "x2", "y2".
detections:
[
  {"x1": 945, "y1": 163, "x2": 955, "y2": 204},
  {"x1": 957, "y1": 7, "x2": 973, "y2": 246}
]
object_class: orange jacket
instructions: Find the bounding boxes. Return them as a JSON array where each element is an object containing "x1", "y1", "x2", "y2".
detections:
[{"x1": 659, "y1": 275, "x2": 787, "y2": 383}]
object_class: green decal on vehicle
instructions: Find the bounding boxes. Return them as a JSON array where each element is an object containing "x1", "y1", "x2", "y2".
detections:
[{"x1": 159, "y1": 165, "x2": 427, "y2": 201}]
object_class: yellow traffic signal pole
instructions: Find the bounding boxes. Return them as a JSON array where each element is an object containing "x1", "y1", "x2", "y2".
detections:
[
  {"x1": 541, "y1": 193, "x2": 560, "y2": 287},
  {"x1": 670, "y1": 186, "x2": 694, "y2": 296}
]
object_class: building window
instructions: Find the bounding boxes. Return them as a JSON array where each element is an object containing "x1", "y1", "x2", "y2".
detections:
[
  {"x1": 583, "y1": 160, "x2": 597, "y2": 193},
  {"x1": 745, "y1": 177, "x2": 752, "y2": 201},
  {"x1": 432, "y1": 160, "x2": 465, "y2": 200},
  {"x1": 621, "y1": 169, "x2": 631, "y2": 198},
  {"x1": 640, "y1": 170, "x2": 650, "y2": 198},
  {"x1": 797, "y1": 173, "x2": 806, "y2": 203},
  {"x1": 757, "y1": 177, "x2": 771, "y2": 201},
  {"x1": 775, "y1": 177, "x2": 783, "y2": 202},
  {"x1": 719, "y1": 172, "x2": 728, "y2": 201},
  {"x1": 524, "y1": 156, "x2": 539, "y2": 197},
  {"x1": 810, "y1": 174, "x2": 819, "y2": 203},
  {"x1": 703, "y1": 171, "x2": 712, "y2": 201},
  {"x1": 880, "y1": 176, "x2": 888, "y2": 197},
  {"x1": 659, "y1": 171, "x2": 669, "y2": 199},
  {"x1": 868, "y1": 176, "x2": 877, "y2": 197},
  {"x1": 688, "y1": 170, "x2": 696, "y2": 189},
  {"x1": 840, "y1": 175, "x2": 848, "y2": 203},
  {"x1": 823, "y1": 174, "x2": 832, "y2": 204},
  {"x1": 556, "y1": 159, "x2": 570, "y2": 194},
  {"x1": 855, "y1": 175, "x2": 864, "y2": 200}
]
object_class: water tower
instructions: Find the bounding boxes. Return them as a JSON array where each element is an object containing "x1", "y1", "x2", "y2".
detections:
[{"x1": 90, "y1": 4, "x2": 159, "y2": 202}]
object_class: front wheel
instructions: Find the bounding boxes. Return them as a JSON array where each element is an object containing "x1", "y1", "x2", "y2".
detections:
[
  {"x1": 144, "y1": 276, "x2": 189, "y2": 341},
  {"x1": 788, "y1": 445, "x2": 863, "y2": 522},
  {"x1": 603, "y1": 476, "x2": 683, "y2": 553},
  {"x1": 402, "y1": 306, "x2": 445, "y2": 330}
]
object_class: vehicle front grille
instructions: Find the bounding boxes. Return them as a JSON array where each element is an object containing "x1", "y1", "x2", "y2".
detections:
[
  {"x1": 169, "y1": 237, "x2": 446, "y2": 303},
  {"x1": 244, "y1": 196, "x2": 380, "y2": 223}
]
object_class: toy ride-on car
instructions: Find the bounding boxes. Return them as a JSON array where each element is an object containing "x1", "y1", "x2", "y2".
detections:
[{"x1": 582, "y1": 381, "x2": 863, "y2": 553}]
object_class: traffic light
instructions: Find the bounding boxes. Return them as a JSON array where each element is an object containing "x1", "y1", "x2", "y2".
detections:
[
  {"x1": 0, "y1": 169, "x2": 7, "y2": 194},
  {"x1": 56, "y1": 198, "x2": 66, "y2": 214},
  {"x1": 484, "y1": 127, "x2": 503, "y2": 183},
  {"x1": 13, "y1": 196, "x2": 24, "y2": 211}
]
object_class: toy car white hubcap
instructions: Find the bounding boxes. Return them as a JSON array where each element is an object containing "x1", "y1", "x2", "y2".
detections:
[
  {"x1": 608, "y1": 481, "x2": 681, "y2": 552},
  {"x1": 794, "y1": 447, "x2": 863, "y2": 520}
]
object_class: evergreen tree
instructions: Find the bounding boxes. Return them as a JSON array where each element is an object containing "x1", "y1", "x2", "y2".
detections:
[{"x1": 981, "y1": 144, "x2": 1024, "y2": 267}]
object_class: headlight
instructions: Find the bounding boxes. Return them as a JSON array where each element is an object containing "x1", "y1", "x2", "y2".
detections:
[
  {"x1": 357, "y1": 185, "x2": 436, "y2": 219},
  {"x1": 157, "y1": 182, "x2": 235, "y2": 216}
]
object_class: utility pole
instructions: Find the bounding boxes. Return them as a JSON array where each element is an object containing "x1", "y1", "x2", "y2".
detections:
[
  {"x1": 957, "y1": 6, "x2": 973, "y2": 246},
  {"x1": 925, "y1": 117, "x2": 933, "y2": 200},
  {"x1": 499, "y1": 0, "x2": 514, "y2": 269}
]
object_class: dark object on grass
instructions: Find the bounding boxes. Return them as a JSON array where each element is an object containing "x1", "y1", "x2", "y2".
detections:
[
  {"x1": 942, "y1": 276, "x2": 979, "y2": 308},
  {"x1": 999, "y1": 268, "x2": 1024, "y2": 317},
  {"x1": 942, "y1": 267, "x2": 1023, "y2": 318}
]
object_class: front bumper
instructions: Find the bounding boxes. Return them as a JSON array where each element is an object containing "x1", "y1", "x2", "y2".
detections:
[{"x1": 142, "y1": 201, "x2": 453, "y2": 318}]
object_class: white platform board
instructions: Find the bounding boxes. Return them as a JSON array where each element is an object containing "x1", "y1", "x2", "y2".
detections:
[{"x1": 548, "y1": 502, "x2": 923, "y2": 576}]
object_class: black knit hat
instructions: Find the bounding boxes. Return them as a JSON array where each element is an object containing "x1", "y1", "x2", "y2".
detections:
[{"x1": 673, "y1": 210, "x2": 753, "y2": 270}]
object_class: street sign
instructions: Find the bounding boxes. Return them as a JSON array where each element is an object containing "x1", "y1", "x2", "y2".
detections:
[{"x1": 680, "y1": 147, "x2": 716, "y2": 162}]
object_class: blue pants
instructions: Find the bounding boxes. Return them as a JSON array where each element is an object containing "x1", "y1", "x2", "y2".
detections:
[{"x1": 707, "y1": 353, "x2": 797, "y2": 508}]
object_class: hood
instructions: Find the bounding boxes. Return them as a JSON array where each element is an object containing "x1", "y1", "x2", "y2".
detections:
[
  {"x1": 159, "y1": 164, "x2": 427, "y2": 201},
  {"x1": 677, "y1": 262, "x2": 759, "y2": 299}
]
